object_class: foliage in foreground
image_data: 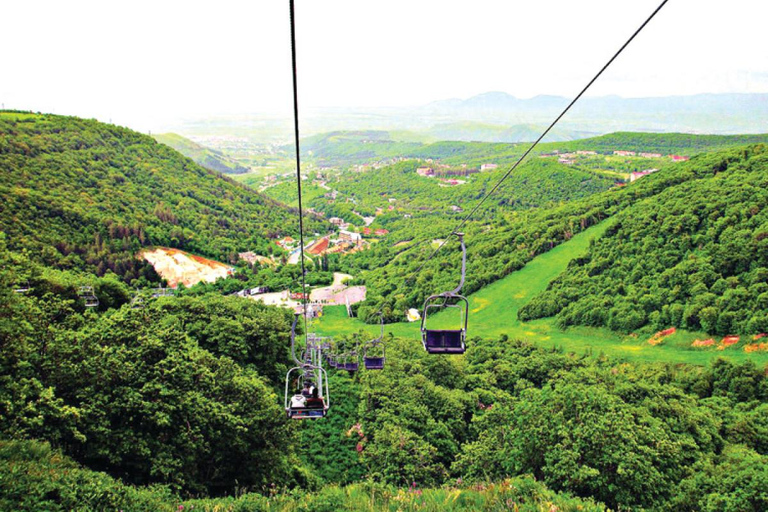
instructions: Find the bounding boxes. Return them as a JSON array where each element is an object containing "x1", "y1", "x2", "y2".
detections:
[
  {"x1": 0, "y1": 245, "x2": 303, "y2": 496},
  {"x1": 0, "y1": 439, "x2": 605, "y2": 512}
]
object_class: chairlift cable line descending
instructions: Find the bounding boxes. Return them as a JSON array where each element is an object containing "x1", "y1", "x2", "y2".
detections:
[
  {"x1": 289, "y1": 0, "x2": 309, "y2": 346},
  {"x1": 405, "y1": 0, "x2": 671, "y2": 282}
]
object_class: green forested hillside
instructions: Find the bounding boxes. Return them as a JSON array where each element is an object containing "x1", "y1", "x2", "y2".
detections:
[
  {"x1": 300, "y1": 129, "x2": 768, "y2": 169},
  {"x1": 4, "y1": 112, "x2": 768, "y2": 511},
  {"x1": 519, "y1": 144, "x2": 768, "y2": 336},
  {"x1": 349, "y1": 144, "x2": 768, "y2": 334},
  {"x1": 555, "y1": 131, "x2": 768, "y2": 155},
  {"x1": 0, "y1": 112, "x2": 323, "y2": 283},
  {"x1": 331, "y1": 159, "x2": 616, "y2": 212},
  {"x1": 153, "y1": 132, "x2": 250, "y2": 174},
  {"x1": 265, "y1": 158, "x2": 615, "y2": 223}
]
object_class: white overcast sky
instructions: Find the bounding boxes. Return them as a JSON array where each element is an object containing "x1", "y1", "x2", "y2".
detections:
[{"x1": 2, "y1": 0, "x2": 766, "y2": 131}]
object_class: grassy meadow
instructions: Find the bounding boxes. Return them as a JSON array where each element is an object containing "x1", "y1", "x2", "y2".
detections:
[{"x1": 313, "y1": 222, "x2": 768, "y2": 366}]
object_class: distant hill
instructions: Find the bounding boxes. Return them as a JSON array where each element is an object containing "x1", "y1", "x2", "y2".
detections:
[
  {"x1": 0, "y1": 112, "x2": 322, "y2": 283},
  {"x1": 153, "y1": 132, "x2": 250, "y2": 174},
  {"x1": 551, "y1": 131, "x2": 768, "y2": 155},
  {"x1": 420, "y1": 92, "x2": 768, "y2": 134},
  {"x1": 519, "y1": 144, "x2": 768, "y2": 336},
  {"x1": 301, "y1": 129, "x2": 768, "y2": 169},
  {"x1": 420, "y1": 121, "x2": 595, "y2": 143}
]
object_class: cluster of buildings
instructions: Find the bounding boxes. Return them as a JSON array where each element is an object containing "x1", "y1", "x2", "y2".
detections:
[{"x1": 629, "y1": 168, "x2": 660, "y2": 182}]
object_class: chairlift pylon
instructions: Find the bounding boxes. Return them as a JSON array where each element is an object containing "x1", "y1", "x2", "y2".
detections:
[{"x1": 420, "y1": 232, "x2": 468, "y2": 354}]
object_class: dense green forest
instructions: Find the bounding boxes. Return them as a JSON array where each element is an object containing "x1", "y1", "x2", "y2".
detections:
[
  {"x1": 519, "y1": 144, "x2": 768, "y2": 336},
  {"x1": 3, "y1": 240, "x2": 767, "y2": 510},
  {"x1": 265, "y1": 158, "x2": 615, "y2": 225},
  {"x1": 332, "y1": 159, "x2": 616, "y2": 212},
  {"x1": 0, "y1": 112, "x2": 324, "y2": 284}
]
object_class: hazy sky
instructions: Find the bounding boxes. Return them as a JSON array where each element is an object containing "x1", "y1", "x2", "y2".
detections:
[{"x1": 2, "y1": 0, "x2": 766, "y2": 131}]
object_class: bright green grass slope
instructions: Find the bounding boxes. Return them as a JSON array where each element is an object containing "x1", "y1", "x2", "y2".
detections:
[{"x1": 314, "y1": 222, "x2": 768, "y2": 366}]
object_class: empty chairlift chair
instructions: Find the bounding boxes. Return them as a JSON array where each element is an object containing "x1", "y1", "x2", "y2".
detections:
[
  {"x1": 284, "y1": 314, "x2": 329, "y2": 419},
  {"x1": 421, "y1": 232, "x2": 469, "y2": 354},
  {"x1": 363, "y1": 314, "x2": 385, "y2": 370},
  {"x1": 342, "y1": 351, "x2": 359, "y2": 373},
  {"x1": 13, "y1": 280, "x2": 31, "y2": 294},
  {"x1": 79, "y1": 286, "x2": 99, "y2": 308}
]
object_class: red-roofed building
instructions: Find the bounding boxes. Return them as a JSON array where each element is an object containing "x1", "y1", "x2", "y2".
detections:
[
  {"x1": 306, "y1": 237, "x2": 329, "y2": 255},
  {"x1": 362, "y1": 227, "x2": 372, "y2": 235},
  {"x1": 375, "y1": 229, "x2": 389, "y2": 236}
]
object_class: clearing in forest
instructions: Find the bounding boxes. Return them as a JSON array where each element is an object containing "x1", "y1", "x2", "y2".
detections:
[{"x1": 141, "y1": 247, "x2": 232, "y2": 287}]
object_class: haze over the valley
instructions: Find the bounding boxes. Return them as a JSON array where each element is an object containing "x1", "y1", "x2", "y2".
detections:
[{"x1": 1, "y1": 0, "x2": 767, "y2": 137}]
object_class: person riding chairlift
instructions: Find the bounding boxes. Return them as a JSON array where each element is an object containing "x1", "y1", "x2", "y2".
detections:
[
  {"x1": 305, "y1": 385, "x2": 324, "y2": 409},
  {"x1": 290, "y1": 381, "x2": 312, "y2": 409}
]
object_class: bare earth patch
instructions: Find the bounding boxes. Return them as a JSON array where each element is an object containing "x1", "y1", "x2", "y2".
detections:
[{"x1": 141, "y1": 247, "x2": 232, "y2": 287}]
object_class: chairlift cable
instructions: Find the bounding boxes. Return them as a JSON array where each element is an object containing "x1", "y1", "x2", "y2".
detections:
[
  {"x1": 289, "y1": 0, "x2": 310, "y2": 346},
  {"x1": 405, "y1": 0, "x2": 670, "y2": 282}
]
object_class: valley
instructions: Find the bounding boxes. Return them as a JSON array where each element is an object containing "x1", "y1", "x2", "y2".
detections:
[{"x1": 3, "y1": 111, "x2": 768, "y2": 512}]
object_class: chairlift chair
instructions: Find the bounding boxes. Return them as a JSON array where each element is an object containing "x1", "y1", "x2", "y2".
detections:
[
  {"x1": 79, "y1": 285, "x2": 99, "y2": 308},
  {"x1": 285, "y1": 364, "x2": 329, "y2": 419},
  {"x1": 284, "y1": 314, "x2": 330, "y2": 419},
  {"x1": 152, "y1": 287, "x2": 175, "y2": 299},
  {"x1": 13, "y1": 280, "x2": 31, "y2": 294},
  {"x1": 363, "y1": 313, "x2": 385, "y2": 370},
  {"x1": 421, "y1": 233, "x2": 468, "y2": 354},
  {"x1": 341, "y1": 351, "x2": 359, "y2": 373}
]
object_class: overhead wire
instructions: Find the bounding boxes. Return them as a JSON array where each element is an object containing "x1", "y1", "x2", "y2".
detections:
[
  {"x1": 286, "y1": 0, "x2": 671, "y2": 328},
  {"x1": 402, "y1": 0, "x2": 671, "y2": 284},
  {"x1": 289, "y1": 0, "x2": 309, "y2": 346}
]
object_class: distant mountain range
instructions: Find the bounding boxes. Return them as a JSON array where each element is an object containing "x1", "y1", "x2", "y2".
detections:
[
  {"x1": 409, "y1": 92, "x2": 768, "y2": 135},
  {"x1": 169, "y1": 92, "x2": 768, "y2": 145}
]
